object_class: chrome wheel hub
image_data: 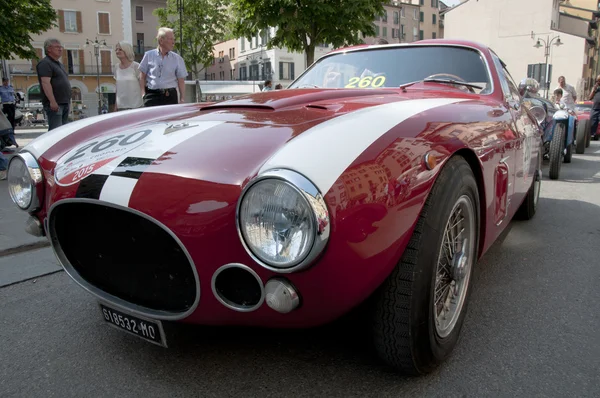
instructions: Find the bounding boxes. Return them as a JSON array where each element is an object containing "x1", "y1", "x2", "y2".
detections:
[{"x1": 434, "y1": 195, "x2": 475, "y2": 339}]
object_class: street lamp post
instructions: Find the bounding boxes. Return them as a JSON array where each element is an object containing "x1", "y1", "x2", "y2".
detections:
[
  {"x1": 533, "y1": 35, "x2": 563, "y2": 99},
  {"x1": 177, "y1": 0, "x2": 184, "y2": 57},
  {"x1": 85, "y1": 37, "x2": 107, "y2": 115}
]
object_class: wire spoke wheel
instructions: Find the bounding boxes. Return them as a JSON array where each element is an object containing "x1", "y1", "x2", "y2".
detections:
[{"x1": 434, "y1": 195, "x2": 475, "y2": 339}]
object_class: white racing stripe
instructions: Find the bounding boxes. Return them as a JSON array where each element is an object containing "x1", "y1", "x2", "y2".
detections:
[
  {"x1": 91, "y1": 120, "x2": 224, "y2": 206},
  {"x1": 99, "y1": 176, "x2": 138, "y2": 207},
  {"x1": 259, "y1": 98, "x2": 468, "y2": 194},
  {"x1": 93, "y1": 120, "x2": 224, "y2": 177},
  {"x1": 25, "y1": 107, "x2": 153, "y2": 158}
]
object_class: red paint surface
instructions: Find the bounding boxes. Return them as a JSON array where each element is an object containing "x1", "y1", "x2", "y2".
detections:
[{"x1": 28, "y1": 41, "x2": 542, "y2": 327}]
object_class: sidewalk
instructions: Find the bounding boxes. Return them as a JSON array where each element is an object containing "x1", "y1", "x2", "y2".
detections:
[{"x1": 1, "y1": 127, "x2": 50, "y2": 256}]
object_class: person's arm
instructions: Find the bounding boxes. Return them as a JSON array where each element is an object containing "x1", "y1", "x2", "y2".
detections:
[
  {"x1": 139, "y1": 72, "x2": 147, "y2": 97},
  {"x1": 40, "y1": 77, "x2": 58, "y2": 111},
  {"x1": 589, "y1": 84, "x2": 598, "y2": 101},
  {"x1": 176, "y1": 55, "x2": 187, "y2": 103},
  {"x1": 571, "y1": 85, "x2": 577, "y2": 102},
  {"x1": 138, "y1": 53, "x2": 149, "y2": 98},
  {"x1": 177, "y1": 78, "x2": 185, "y2": 103}
]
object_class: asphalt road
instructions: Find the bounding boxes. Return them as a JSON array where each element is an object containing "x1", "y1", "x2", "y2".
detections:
[{"x1": 2, "y1": 143, "x2": 600, "y2": 397}]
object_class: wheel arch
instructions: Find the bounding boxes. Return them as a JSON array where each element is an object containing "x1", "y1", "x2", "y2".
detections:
[{"x1": 451, "y1": 148, "x2": 487, "y2": 258}]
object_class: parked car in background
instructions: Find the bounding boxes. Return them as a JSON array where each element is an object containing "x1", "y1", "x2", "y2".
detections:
[
  {"x1": 575, "y1": 100, "x2": 598, "y2": 142},
  {"x1": 7, "y1": 40, "x2": 543, "y2": 375}
]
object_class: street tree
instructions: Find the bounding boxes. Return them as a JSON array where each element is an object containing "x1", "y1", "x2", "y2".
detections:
[
  {"x1": 0, "y1": 0, "x2": 56, "y2": 60},
  {"x1": 230, "y1": 0, "x2": 384, "y2": 66},
  {"x1": 155, "y1": 0, "x2": 232, "y2": 101}
]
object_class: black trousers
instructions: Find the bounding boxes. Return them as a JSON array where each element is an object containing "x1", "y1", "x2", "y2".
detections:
[
  {"x1": 143, "y1": 88, "x2": 178, "y2": 107},
  {"x1": 2, "y1": 103, "x2": 15, "y2": 129},
  {"x1": 591, "y1": 109, "x2": 600, "y2": 137}
]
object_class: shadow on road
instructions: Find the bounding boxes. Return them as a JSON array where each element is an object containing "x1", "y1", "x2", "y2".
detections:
[
  {"x1": 542, "y1": 155, "x2": 600, "y2": 184},
  {"x1": 90, "y1": 196, "x2": 600, "y2": 389}
]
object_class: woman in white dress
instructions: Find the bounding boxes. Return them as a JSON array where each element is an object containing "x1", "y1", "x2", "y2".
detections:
[{"x1": 114, "y1": 41, "x2": 143, "y2": 110}]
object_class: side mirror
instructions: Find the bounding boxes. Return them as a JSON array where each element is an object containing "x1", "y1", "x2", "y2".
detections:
[{"x1": 528, "y1": 105, "x2": 547, "y2": 124}]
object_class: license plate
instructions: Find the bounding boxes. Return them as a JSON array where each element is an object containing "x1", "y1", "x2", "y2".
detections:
[{"x1": 99, "y1": 304, "x2": 167, "y2": 347}]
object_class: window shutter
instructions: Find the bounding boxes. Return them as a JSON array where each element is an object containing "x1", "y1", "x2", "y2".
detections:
[
  {"x1": 290, "y1": 63, "x2": 294, "y2": 80},
  {"x1": 58, "y1": 10, "x2": 65, "y2": 32},
  {"x1": 61, "y1": 51, "x2": 68, "y2": 67},
  {"x1": 99, "y1": 13, "x2": 110, "y2": 34},
  {"x1": 79, "y1": 51, "x2": 85, "y2": 71},
  {"x1": 279, "y1": 62, "x2": 283, "y2": 80},
  {"x1": 101, "y1": 50, "x2": 111, "y2": 74},
  {"x1": 77, "y1": 11, "x2": 83, "y2": 33},
  {"x1": 32, "y1": 48, "x2": 43, "y2": 71}
]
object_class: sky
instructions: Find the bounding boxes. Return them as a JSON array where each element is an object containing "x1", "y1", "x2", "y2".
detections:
[{"x1": 443, "y1": 0, "x2": 462, "y2": 6}]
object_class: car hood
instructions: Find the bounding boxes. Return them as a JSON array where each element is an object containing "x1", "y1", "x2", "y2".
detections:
[{"x1": 30, "y1": 89, "x2": 474, "y2": 202}]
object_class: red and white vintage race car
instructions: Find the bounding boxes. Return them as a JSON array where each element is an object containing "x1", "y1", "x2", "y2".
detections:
[{"x1": 7, "y1": 40, "x2": 544, "y2": 375}]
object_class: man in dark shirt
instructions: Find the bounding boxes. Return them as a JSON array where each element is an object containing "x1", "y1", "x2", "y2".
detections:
[
  {"x1": 36, "y1": 38, "x2": 72, "y2": 131},
  {"x1": 588, "y1": 75, "x2": 600, "y2": 139}
]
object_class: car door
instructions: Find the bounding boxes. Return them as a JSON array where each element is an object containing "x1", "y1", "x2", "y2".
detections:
[
  {"x1": 502, "y1": 69, "x2": 540, "y2": 205},
  {"x1": 490, "y1": 55, "x2": 519, "y2": 225}
]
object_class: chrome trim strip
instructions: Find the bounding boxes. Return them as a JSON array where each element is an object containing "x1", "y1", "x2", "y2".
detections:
[
  {"x1": 235, "y1": 168, "x2": 331, "y2": 273},
  {"x1": 47, "y1": 198, "x2": 201, "y2": 321},
  {"x1": 496, "y1": 157, "x2": 511, "y2": 227},
  {"x1": 211, "y1": 263, "x2": 265, "y2": 313},
  {"x1": 7, "y1": 151, "x2": 43, "y2": 212}
]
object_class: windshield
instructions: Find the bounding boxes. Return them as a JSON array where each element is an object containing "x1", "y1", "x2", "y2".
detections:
[{"x1": 289, "y1": 46, "x2": 492, "y2": 94}]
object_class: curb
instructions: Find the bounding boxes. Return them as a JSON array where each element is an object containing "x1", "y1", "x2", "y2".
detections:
[{"x1": 0, "y1": 241, "x2": 52, "y2": 258}]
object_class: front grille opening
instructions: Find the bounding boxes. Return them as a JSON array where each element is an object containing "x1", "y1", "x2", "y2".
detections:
[
  {"x1": 50, "y1": 202, "x2": 197, "y2": 313},
  {"x1": 214, "y1": 266, "x2": 263, "y2": 310}
]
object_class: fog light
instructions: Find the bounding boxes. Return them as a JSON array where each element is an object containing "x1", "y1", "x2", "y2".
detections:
[{"x1": 265, "y1": 278, "x2": 300, "y2": 314}]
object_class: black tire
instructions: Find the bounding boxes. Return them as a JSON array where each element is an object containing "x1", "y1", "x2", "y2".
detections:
[
  {"x1": 372, "y1": 156, "x2": 480, "y2": 375},
  {"x1": 515, "y1": 148, "x2": 542, "y2": 220},
  {"x1": 576, "y1": 119, "x2": 587, "y2": 154},
  {"x1": 549, "y1": 124, "x2": 565, "y2": 180},
  {"x1": 586, "y1": 121, "x2": 591, "y2": 148}
]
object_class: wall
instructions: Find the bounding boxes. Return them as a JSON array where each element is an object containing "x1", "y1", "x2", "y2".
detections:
[{"x1": 444, "y1": 0, "x2": 586, "y2": 97}]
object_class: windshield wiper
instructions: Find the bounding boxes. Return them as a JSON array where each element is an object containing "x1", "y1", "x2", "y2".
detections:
[{"x1": 400, "y1": 79, "x2": 483, "y2": 92}]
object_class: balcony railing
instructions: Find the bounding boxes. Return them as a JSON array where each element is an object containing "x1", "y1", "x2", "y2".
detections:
[
  {"x1": 8, "y1": 63, "x2": 115, "y2": 76},
  {"x1": 134, "y1": 46, "x2": 156, "y2": 62}
]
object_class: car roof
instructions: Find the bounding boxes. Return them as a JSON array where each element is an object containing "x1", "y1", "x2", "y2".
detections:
[{"x1": 327, "y1": 39, "x2": 490, "y2": 55}]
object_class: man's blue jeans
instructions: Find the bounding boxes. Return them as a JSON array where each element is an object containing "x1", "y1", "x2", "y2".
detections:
[
  {"x1": 0, "y1": 151, "x2": 8, "y2": 171},
  {"x1": 590, "y1": 108, "x2": 600, "y2": 138},
  {"x1": 44, "y1": 103, "x2": 70, "y2": 131}
]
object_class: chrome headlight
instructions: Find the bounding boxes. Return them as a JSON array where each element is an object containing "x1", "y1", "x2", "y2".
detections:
[
  {"x1": 8, "y1": 152, "x2": 43, "y2": 211},
  {"x1": 237, "y1": 169, "x2": 330, "y2": 273}
]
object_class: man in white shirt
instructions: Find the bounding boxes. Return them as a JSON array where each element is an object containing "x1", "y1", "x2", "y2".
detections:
[
  {"x1": 555, "y1": 76, "x2": 577, "y2": 111},
  {"x1": 139, "y1": 27, "x2": 188, "y2": 107}
]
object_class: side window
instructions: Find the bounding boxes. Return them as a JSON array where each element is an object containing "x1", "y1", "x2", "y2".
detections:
[
  {"x1": 491, "y1": 53, "x2": 511, "y2": 99},
  {"x1": 503, "y1": 71, "x2": 521, "y2": 102}
]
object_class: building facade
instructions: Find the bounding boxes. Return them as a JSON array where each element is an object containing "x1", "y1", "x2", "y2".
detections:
[
  {"x1": 203, "y1": 39, "x2": 238, "y2": 82},
  {"x1": 130, "y1": 0, "x2": 166, "y2": 62},
  {"x1": 364, "y1": 0, "x2": 444, "y2": 45},
  {"x1": 364, "y1": 1, "x2": 421, "y2": 44},
  {"x1": 6, "y1": 0, "x2": 132, "y2": 116},
  {"x1": 444, "y1": 0, "x2": 599, "y2": 98},
  {"x1": 418, "y1": 0, "x2": 442, "y2": 40},
  {"x1": 234, "y1": 28, "x2": 333, "y2": 88}
]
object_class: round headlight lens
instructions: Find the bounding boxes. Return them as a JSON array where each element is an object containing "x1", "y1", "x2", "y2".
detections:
[
  {"x1": 239, "y1": 179, "x2": 315, "y2": 269},
  {"x1": 8, "y1": 156, "x2": 33, "y2": 209}
]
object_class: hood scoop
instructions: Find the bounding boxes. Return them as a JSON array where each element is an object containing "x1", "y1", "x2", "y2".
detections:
[{"x1": 199, "y1": 89, "x2": 398, "y2": 112}]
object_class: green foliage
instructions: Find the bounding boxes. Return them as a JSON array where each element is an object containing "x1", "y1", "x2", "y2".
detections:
[
  {"x1": 230, "y1": 0, "x2": 384, "y2": 65},
  {"x1": 155, "y1": 0, "x2": 231, "y2": 79},
  {"x1": 0, "y1": 0, "x2": 57, "y2": 60}
]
